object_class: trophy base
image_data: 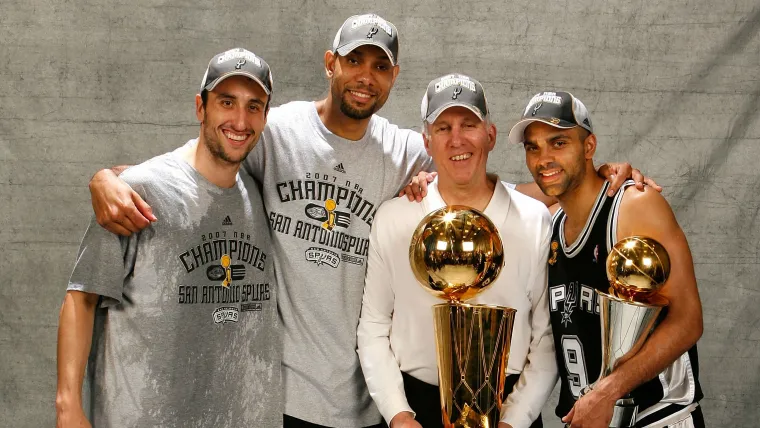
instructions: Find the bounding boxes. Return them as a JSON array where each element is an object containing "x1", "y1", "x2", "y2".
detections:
[{"x1": 579, "y1": 386, "x2": 638, "y2": 428}]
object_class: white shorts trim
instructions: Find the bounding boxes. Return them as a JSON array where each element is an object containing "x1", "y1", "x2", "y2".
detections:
[{"x1": 640, "y1": 402, "x2": 699, "y2": 428}]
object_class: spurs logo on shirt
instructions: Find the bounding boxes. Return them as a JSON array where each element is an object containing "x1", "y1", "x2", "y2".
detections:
[
  {"x1": 175, "y1": 223, "x2": 272, "y2": 322},
  {"x1": 549, "y1": 282, "x2": 599, "y2": 318},
  {"x1": 269, "y1": 171, "x2": 375, "y2": 268}
]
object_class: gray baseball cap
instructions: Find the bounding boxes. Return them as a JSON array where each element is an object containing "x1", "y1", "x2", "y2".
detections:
[
  {"x1": 508, "y1": 91, "x2": 592, "y2": 144},
  {"x1": 421, "y1": 73, "x2": 489, "y2": 124},
  {"x1": 200, "y1": 48, "x2": 273, "y2": 95},
  {"x1": 332, "y1": 14, "x2": 399, "y2": 65}
]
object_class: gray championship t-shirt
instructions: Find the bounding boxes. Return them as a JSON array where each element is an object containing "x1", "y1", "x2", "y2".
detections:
[
  {"x1": 245, "y1": 101, "x2": 433, "y2": 427},
  {"x1": 68, "y1": 142, "x2": 281, "y2": 428}
]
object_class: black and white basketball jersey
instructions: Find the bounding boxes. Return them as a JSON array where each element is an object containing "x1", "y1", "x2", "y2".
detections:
[{"x1": 548, "y1": 180, "x2": 703, "y2": 426}]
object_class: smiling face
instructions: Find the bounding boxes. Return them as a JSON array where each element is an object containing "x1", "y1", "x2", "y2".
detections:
[
  {"x1": 196, "y1": 75, "x2": 269, "y2": 165},
  {"x1": 522, "y1": 121, "x2": 596, "y2": 197},
  {"x1": 423, "y1": 106, "x2": 496, "y2": 188},
  {"x1": 325, "y1": 44, "x2": 399, "y2": 120}
]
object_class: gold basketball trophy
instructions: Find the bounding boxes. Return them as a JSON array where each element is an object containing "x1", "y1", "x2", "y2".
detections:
[
  {"x1": 581, "y1": 236, "x2": 671, "y2": 428},
  {"x1": 410, "y1": 206, "x2": 515, "y2": 428}
]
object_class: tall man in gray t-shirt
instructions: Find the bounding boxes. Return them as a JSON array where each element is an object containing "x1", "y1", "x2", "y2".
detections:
[
  {"x1": 85, "y1": 15, "x2": 652, "y2": 428},
  {"x1": 55, "y1": 48, "x2": 281, "y2": 428}
]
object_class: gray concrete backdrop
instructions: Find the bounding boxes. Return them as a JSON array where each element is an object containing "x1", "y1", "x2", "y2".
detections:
[{"x1": 1, "y1": 0, "x2": 758, "y2": 426}]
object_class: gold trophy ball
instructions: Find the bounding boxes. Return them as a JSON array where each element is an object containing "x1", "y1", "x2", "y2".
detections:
[
  {"x1": 409, "y1": 206, "x2": 504, "y2": 302},
  {"x1": 606, "y1": 236, "x2": 670, "y2": 301}
]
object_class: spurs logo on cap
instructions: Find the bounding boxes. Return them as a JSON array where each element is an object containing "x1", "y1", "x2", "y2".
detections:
[
  {"x1": 366, "y1": 27, "x2": 378, "y2": 38},
  {"x1": 435, "y1": 75, "x2": 476, "y2": 93},
  {"x1": 201, "y1": 47, "x2": 273, "y2": 95},
  {"x1": 217, "y1": 49, "x2": 261, "y2": 67},
  {"x1": 422, "y1": 73, "x2": 488, "y2": 123},
  {"x1": 351, "y1": 15, "x2": 393, "y2": 36},
  {"x1": 508, "y1": 91, "x2": 594, "y2": 145}
]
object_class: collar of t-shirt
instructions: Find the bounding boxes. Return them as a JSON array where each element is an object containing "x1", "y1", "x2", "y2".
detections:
[
  {"x1": 306, "y1": 101, "x2": 377, "y2": 146},
  {"x1": 171, "y1": 138, "x2": 245, "y2": 196}
]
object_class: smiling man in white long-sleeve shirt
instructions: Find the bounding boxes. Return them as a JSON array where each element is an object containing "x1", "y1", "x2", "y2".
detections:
[{"x1": 357, "y1": 74, "x2": 558, "y2": 428}]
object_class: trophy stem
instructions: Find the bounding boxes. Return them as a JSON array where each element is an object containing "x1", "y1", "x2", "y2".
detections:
[{"x1": 432, "y1": 302, "x2": 516, "y2": 428}]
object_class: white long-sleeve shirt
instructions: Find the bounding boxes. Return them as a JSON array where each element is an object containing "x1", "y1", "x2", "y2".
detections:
[{"x1": 357, "y1": 178, "x2": 558, "y2": 428}]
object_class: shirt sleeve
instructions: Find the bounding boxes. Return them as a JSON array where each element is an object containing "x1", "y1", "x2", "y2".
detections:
[
  {"x1": 67, "y1": 215, "x2": 139, "y2": 308},
  {"x1": 356, "y1": 205, "x2": 415, "y2": 424},
  {"x1": 392, "y1": 131, "x2": 435, "y2": 196},
  {"x1": 500, "y1": 211, "x2": 559, "y2": 428}
]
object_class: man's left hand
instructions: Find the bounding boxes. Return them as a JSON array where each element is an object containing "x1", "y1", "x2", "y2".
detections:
[
  {"x1": 561, "y1": 388, "x2": 617, "y2": 428},
  {"x1": 598, "y1": 162, "x2": 662, "y2": 197},
  {"x1": 497, "y1": 423, "x2": 513, "y2": 428}
]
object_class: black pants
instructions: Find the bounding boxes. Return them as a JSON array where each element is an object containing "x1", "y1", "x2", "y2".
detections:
[
  {"x1": 283, "y1": 414, "x2": 385, "y2": 428},
  {"x1": 402, "y1": 371, "x2": 544, "y2": 428}
]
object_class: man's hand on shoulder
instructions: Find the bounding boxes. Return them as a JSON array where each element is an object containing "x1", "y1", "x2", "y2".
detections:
[
  {"x1": 89, "y1": 168, "x2": 156, "y2": 236},
  {"x1": 597, "y1": 162, "x2": 662, "y2": 197},
  {"x1": 389, "y1": 411, "x2": 422, "y2": 428},
  {"x1": 398, "y1": 171, "x2": 437, "y2": 202}
]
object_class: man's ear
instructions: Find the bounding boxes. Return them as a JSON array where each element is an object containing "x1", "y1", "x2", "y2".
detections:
[
  {"x1": 422, "y1": 129, "x2": 432, "y2": 155},
  {"x1": 324, "y1": 50, "x2": 336, "y2": 78},
  {"x1": 584, "y1": 132, "x2": 597, "y2": 160},
  {"x1": 390, "y1": 64, "x2": 400, "y2": 86},
  {"x1": 487, "y1": 122, "x2": 497, "y2": 151},
  {"x1": 195, "y1": 93, "x2": 204, "y2": 123}
]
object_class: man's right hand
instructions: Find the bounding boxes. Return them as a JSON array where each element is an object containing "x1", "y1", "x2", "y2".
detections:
[
  {"x1": 56, "y1": 406, "x2": 92, "y2": 428},
  {"x1": 90, "y1": 169, "x2": 156, "y2": 236},
  {"x1": 398, "y1": 171, "x2": 437, "y2": 202},
  {"x1": 389, "y1": 411, "x2": 422, "y2": 428}
]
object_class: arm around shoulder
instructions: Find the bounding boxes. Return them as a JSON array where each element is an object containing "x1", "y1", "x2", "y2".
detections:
[{"x1": 89, "y1": 167, "x2": 155, "y2": 237}]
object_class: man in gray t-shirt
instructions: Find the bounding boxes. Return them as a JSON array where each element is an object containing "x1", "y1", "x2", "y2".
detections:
[{"x1": 55, "y1": 48, "x2": 281, "y2": 428}]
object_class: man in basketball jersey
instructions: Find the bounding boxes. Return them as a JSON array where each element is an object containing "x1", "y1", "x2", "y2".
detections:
[{"x1": 508, "y1": 92, "x2": 704, "y2": 428}]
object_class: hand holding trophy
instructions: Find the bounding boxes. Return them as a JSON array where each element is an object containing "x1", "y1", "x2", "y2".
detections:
[
  {"x1": 581, "y1": 236, "x2": 671, "y2": 428},
  {"x1": 410, "y1": 206, "x2": 515, "y2": 428}
]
